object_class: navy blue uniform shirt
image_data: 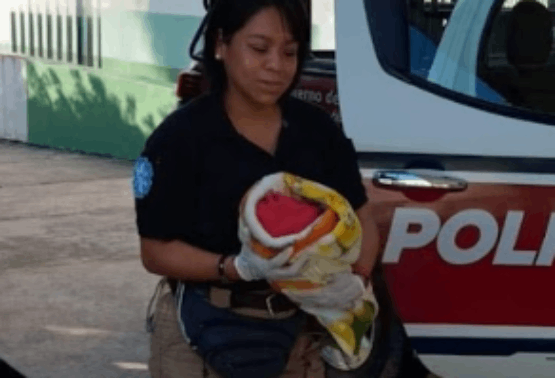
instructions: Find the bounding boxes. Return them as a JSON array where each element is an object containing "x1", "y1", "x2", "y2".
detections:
[{"x1": 133, "y1": 91, "x2": 367, "y2": 267}]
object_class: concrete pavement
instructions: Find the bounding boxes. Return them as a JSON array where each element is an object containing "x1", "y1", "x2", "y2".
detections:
[
  {"x1": 0, "y1": 140, "x2": 159, "y2": 378},
  {"x1": 0, "y1": 139, "x2": 439, "y2": 378}
]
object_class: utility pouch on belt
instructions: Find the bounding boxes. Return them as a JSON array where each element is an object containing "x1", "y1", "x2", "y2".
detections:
[{"x1": 176, "y1": 282, "x2": 306, "y2": 378}]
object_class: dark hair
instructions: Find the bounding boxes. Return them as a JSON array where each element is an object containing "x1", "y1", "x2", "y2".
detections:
[{"x1": 203, "y1": 0, "x2": 310, "y2": 103}]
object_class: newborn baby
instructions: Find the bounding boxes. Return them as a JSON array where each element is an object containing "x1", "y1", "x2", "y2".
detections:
[{"x1": 238, "y1": 172, "x2": 379, "y2": 370}]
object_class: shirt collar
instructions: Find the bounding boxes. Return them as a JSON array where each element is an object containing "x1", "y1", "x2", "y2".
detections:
[{"x1": 207, "y1": 90, "x2": 294, "y2": 140}]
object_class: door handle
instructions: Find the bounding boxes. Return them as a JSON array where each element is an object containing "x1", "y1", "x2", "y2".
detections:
[{"x1": 372, "y1": 170, "x2": 468, "y2": 191}]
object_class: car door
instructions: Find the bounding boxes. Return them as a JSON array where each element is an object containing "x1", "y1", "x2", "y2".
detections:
[{"x1": 336, "y1": 0, "x2": 555, "y2": 377}]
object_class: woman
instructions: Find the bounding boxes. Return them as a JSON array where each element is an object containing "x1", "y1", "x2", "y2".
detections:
[{"x1": 134, "y1": 0, "x2": 380, "y2": 377}]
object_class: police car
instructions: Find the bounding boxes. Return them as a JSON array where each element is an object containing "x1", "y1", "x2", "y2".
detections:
[{"x1": 177, "y1": 0, "x2": 555, "y2": 377}]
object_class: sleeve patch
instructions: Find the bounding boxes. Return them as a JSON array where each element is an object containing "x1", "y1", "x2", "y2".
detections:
[{"x1": 133, "y1": 156, "x2": 154, "y2": 199}]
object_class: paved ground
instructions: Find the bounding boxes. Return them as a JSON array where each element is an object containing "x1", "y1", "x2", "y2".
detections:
[
  {"x1": 0, "y1": 140, "x2": 159, "y2": 378},
  {"x1": 0, "y1": 139, "x2": 438, "y2": 378}
]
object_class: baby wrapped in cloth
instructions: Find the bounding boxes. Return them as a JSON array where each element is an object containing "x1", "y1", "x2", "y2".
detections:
[{"x1": 238, "y1": 172, "x2": 379, "y2": 370}]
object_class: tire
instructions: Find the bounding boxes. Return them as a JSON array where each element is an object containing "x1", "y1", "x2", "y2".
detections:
[{"x1": 0, "y1": 359, "x2": 25, "y2": 378}]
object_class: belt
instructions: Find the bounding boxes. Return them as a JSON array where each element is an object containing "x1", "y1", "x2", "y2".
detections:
[{"x1": 207, "y1": 285, "x2": 298, "y2": 319}]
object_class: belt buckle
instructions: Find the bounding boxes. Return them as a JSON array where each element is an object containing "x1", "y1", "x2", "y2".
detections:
[{"x1": 265, "y1": 293, "x2": 277, "y2": 317}]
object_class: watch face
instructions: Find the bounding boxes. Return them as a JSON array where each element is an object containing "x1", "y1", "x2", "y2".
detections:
[
  {"x1": 133, "y1": 156, "x2": 154, "y2": 199},
  {"x1": 219, "y1": 256, "x2": 231, "y2": 284}
]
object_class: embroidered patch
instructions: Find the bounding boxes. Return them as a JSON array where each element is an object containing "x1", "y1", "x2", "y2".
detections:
[{"x1": 133, "y1": 156, "x2": 154, "y2": 199}]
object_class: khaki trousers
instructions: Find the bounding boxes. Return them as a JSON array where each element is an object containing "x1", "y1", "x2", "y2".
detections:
[{"x1": 148, "y1": 286, "x2": 326, "y2": 378}]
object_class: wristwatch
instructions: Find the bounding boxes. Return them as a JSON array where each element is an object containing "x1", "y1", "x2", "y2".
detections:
[{"x1": 218, "y1": 254, "x2": 231, "y2": 285}]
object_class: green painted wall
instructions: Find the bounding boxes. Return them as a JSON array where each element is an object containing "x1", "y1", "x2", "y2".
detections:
[
  {"x1": 27, "y1": 60, "x2": 176, "y2": 160},
  {"x1": 25, "y1": 11, "x2": 203, "y2": 160},
  {"x1": 101, "y1": 58, "x2": 182, "y2": 86}
]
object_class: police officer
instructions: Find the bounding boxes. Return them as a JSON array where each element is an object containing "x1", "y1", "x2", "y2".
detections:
[{"x1": 133, "y1": 0, "x2": 380, "y2": 377}]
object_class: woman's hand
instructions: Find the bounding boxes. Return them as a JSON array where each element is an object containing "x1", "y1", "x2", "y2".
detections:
[
  {"x1": 233, "y1": 242, "x2": 289, "y2": 281},
  {"x1": 353, "y1": 201, "x2": 380, "y2": 281}
]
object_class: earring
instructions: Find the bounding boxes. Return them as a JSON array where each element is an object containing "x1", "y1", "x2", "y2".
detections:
[{"x1": 215, "y1": 54, "x2": 221, "y2": 60}]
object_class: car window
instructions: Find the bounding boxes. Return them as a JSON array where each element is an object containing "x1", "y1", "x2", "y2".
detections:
[
  {"x1": 410, "y1": 0, "x2": 506, "y2": 104},
  {"x1": 409, "y1": 0, "x2": 555, "y2": 116},
  {"x1": 478, "y1": 0, "x2": 555, "y2": 114}
]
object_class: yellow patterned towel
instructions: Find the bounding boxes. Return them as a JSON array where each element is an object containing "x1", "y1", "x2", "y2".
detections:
[{"x1": 239, "y1": 172, "x2": 379, "y2": 370}]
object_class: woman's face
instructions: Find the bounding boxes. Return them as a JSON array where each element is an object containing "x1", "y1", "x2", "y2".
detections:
[{"x1": 217, "y1": 6, "x2": 300, "y2": 107}]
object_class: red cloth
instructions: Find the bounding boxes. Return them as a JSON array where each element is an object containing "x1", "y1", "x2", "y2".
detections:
[{"x1": 256, "y1": 191, "x2": 323, "y2": 237}]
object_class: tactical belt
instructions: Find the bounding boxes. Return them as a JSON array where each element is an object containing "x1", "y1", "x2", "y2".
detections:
[
  {"x1": 168, "y1": 278, "x2": 298, "y2": 319},
  {"x1": 207, "y1": 285, "x2": 298, "y2": 320}
]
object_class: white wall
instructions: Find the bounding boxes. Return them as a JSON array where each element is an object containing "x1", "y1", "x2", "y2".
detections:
[
  {"x1": 0, "y1": 1, "x2": 13, "y2": 53},
  {"x1": 147, "y1": 0, "x2": 205, "y2": 16},
  {"x1": 98, "y1": 0, "x2": 205, "y2": 16},
  {"x1": 96, "y1": 0, "x2": 203, "y2": 69},
  {"x1": 0, "y1": 0, "x2": 102, "y2": 67},
  {"x1": 312, "y1": 0, "x2": 335, "y2": 50},
  {"x1": 0, "y1": 56, "x2": 28, "y2": 142},
  {"x1": 1, "y1": 0, "x2": 338, "y2": 71}
]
